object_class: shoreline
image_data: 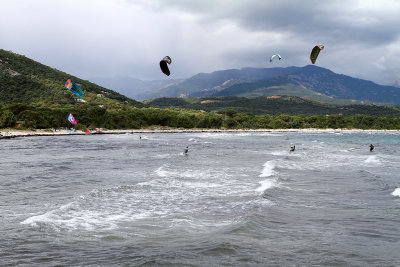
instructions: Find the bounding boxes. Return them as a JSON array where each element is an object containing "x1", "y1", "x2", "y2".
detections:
[{"x1": 1, "y1": 128, "x2": 399, "y2": 139}]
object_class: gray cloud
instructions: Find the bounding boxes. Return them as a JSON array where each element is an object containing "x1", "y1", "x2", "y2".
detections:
[{"x1": 1, "y1": 0, "x2": 399, "y2": 88}]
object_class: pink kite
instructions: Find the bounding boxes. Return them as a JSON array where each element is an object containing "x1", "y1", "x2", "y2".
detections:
[{"x1": 68, "y1": 114, "x2": 77, "y2": 125}]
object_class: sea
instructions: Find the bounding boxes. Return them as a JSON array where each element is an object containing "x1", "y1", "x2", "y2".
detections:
[{"x1": 0, "y1": 131, "x2": 399, "y2": 266}]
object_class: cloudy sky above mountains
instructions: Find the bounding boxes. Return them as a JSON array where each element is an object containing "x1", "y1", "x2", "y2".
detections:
[{"x1": 1, "y1": 0, "x2": 399, "y2": 86}]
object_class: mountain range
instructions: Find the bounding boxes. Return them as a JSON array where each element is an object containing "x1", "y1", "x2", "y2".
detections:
[
  {"x1": 130, "y1": 65, "x2": 400, "y2": 106},
  {"x1": 90, "y1": 75, "x2": 182, "y2": 100}
]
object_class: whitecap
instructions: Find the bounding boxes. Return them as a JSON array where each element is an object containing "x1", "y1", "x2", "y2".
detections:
[
  {"x1": 235, "y1": 133, "x2": 251, "y2": 137},
  {"x1": 392, "y1": 188, "x2": 400, "y2": 197},
  {"x1": 365, "y1": 155, "x2": 380, "y2": 164},
  {"x1": 270, "y1": 151, "x2": 288, "y2": 156},
  {"x1": 259, "y1": 161, "x2": 276, "y2": 177},
  {"x1": 255, "y1": 178, "x2": 278, "y2": 192},
  {"x1": 153, "y1": 154, "x2": 171, "y2": 159},
  {"x1": 155, "y1": 165, "x2": 169, "y2": 177}
]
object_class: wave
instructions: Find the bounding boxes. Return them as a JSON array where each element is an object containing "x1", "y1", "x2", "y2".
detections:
[
  {"x1": 188, "y1": 137, "x2": 212, "y2": 144},
  {"x1": 256, "y1": 161, "x2": 279, "y2": 192},
  {"x1": 155, "y1": 165, "x2": 169, "y2": 177},
  {"x1": 256, "y1": 178, "x2": 278, "y2": 192},
  {"x1": 155, "y1": 165, "x2": 215, "y2": 179},
  {"x1": 392, "y1": 188, "x2": 400, "y2": 197},
  {"x1": 270, "y1": 151, "x2": 288, "y2": 156},
  {"x1": 365, "y1": 155, "x2": 381, "y2": 164},
  {"x1": 21, "y1": 201, "x2": 152, "y2": 231},
  {"x1": 235, "y1": 133, "x2": 251, "y2": 137},
  {"x1": 259, "y1": 161, "x2": 276, "y2": 177}
]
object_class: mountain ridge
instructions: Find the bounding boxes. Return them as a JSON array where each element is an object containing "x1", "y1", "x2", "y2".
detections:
[{"x1": 134, "y1": 65, "x2": 400, "y2": 106}]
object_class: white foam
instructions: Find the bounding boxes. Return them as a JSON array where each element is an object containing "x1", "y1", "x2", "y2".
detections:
[
  {"x1": 255, "y1": 178, "x2": 277, "y2": 192},
  {"x1": 365, "y1": 155, "x2": 380, "y2": 164},
  {"x1": 270, "y1": 151, "x2": 288, "y2": 156},
  {"x1": 255, "y1": 161, "x2": 279, "y2": 192},
  {"x1": 155, "y1": 165, "x2": 169, "y2": 177},
  {"x1": 155, "y1": 165, "x2": 215, "y2": 180},
  {"x1": 392, "y1": 188, "x2": 400, "y2": 197},
  {"x1": 21, "y1": 199, "x2": 154, "y2": 231},
  {"x1": 259, "y1": 161, "x2": 276, "y2": 177},
  {"x1": 153, "y1": 154, "x2": 171, "y2": 159},
  {"x1": 235, "y1": 133, "x2": 251, "y2": 136}
]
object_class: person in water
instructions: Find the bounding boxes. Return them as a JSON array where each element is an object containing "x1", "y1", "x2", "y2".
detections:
[
  {"x1": 369, "y1": 144, "x2": 374, "y2": 152},
  {"x1": 184, "y1": 146, "x2": 189, "y2": 155},
  {"x1": 290, "y1": 145, "x2": 295, "y2": 152}
]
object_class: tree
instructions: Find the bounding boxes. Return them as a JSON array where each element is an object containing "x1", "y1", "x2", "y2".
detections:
[{"x1": 0, "y1": 109, "x2": 16, "y2": 128}]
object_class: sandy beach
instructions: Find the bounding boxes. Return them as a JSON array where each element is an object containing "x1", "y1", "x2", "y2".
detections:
[{"x1": 1, "y1": 128, "x2": 399, "y2": 139}]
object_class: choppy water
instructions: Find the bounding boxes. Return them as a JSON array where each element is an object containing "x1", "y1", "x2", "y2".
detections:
[{"x1": 1, "y1": 132, "x2": 400, "y2": 266}]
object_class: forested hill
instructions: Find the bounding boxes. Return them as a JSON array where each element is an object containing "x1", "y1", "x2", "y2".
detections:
[
  {"x1": 145, "y1": 96, "x2": 400, "y2": 117},
  {"x1": 0, "y1": 49, "x2": 143, "y2": 108}
]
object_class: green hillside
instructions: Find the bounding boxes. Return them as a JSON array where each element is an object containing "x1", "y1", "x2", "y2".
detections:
[
  {"x1": 145, "y1": 96, "x2": 400, "y2": 116},
  {"x1": 0, "y1": 49, "x2": 143, "y2": 108},
  {"x1": 214, "y1": 77, "x2": 367, "y2": 105}
]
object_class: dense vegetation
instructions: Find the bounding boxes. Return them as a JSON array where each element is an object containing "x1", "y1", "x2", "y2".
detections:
[
  {"x1": 0, "y1": 49, "x2": 142, "y2": 107},
  {"x1": 145, "y1": 96, "x2": 400, "y2": 117},
  {"x1": 1, "y1": 103, "x2": 400, "y2": 130}
]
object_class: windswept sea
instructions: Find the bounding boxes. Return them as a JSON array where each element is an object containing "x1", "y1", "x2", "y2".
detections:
[{"x1": 1, "y1": 132, "x2": 399, "y2": 266}]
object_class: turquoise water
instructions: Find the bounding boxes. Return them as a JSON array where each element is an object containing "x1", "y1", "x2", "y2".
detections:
[{"x1": 1, "y1": 132, "x2": 399, "y2": 266}]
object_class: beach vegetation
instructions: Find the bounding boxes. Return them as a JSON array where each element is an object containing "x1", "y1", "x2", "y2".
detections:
[{"x1": 1, "y1": 104, "x2": 400, "y2": 130}]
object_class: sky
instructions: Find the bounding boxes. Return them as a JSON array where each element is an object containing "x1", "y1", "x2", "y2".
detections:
[{"x1": 1, "y1": 0, "x2": 400, "y2": 86}]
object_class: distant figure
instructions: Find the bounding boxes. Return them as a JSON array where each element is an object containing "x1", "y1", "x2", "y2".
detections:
[
  {"x1": 369, "y1": 144, "x2": 374, "y2": 152},
  {"x1": 184, "y1": 146, "x2": 189, "y2": 155},
  {"x1": 139, "y1": 135, "x2": 141, "y2": 139},
  {"x1": 290, "y1": 145, "x2": 295, "y2": 153}
]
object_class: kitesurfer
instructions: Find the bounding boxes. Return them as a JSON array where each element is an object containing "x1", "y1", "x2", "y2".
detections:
[
  {"x1": 184, "y1": 146, "x2": 189, "y2": 155},
  {"x1": 369, "y1": 144, "x2": 374, "y2": 152},
  {"x1": 290, "y1": 145, "x2": 295, "y2": 152}
]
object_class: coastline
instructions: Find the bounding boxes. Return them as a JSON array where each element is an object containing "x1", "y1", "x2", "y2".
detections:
[{"x1": 1, "y1": 128, "x2": 399, "y2": 139}]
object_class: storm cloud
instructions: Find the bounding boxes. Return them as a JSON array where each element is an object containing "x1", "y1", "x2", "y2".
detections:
[{"x1": 1, "y1": 0, "x2": 399, "y2": 87}]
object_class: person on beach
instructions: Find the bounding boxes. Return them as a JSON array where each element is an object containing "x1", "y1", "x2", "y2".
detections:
[
  {"x1": 290, "y1": 145, "x2": 295, "y2": 153},
  {"x1": 369, "y1": 144, "x2": 374, "y2": 152},
  {"x1": 184, "y1": 146, "x2": 189, "y2": 155}
]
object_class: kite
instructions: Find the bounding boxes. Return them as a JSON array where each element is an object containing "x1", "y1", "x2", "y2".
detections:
[
  {"x1": 310, "y1": 45, "x2": 324, "y2": 64},
  {"x1": 65, "y1": 79, "x2": 84, "y2": 98},
  {"x1": 68, "y1": 113, "x2": 77, "y2": 125},
  {"x1": 159, "y1": 56, "x2": 172, "y2": 76},
  {"x1": 270, "y1": 54, "x2": 282, "y2": 62},
  {"x1": 67, "y1": 128, "x2": 76, "y2": 134}
]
